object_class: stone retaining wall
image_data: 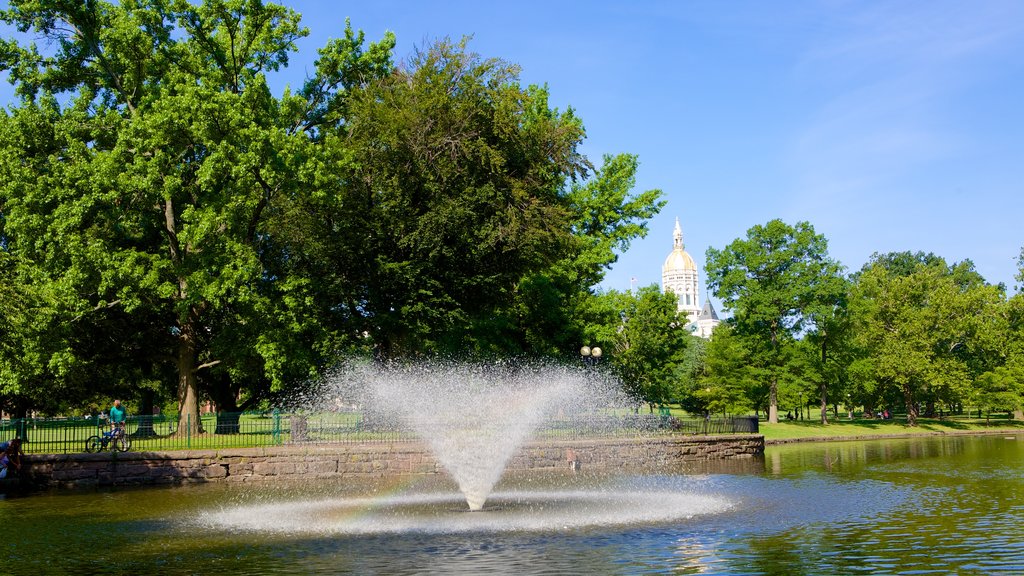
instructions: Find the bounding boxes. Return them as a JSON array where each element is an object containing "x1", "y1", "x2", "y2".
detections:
[{"x1": 19, "y1": 434, "x2": 763, "y2": 489}]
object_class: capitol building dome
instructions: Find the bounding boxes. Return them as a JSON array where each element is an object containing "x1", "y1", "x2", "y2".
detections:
[
  {"x1": 662, "y1": 217, "x2": 720, "y2": 338},
  {"x1": 662, "y1": 217, "x2": 701, "y2": 320}
]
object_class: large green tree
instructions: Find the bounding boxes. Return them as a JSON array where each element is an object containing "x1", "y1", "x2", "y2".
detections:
[
  {"x1": 706, "y1": 219, "x2": 843, "y2": 423},
  {"x1": 802, "y1": 273, "x2": 850, "y2": 424},
  {"x1": 1, "y1": 2, "x2": 665, "y2": 424},
  {"x1": 286, "y1": 38, "x2": 663, "y2": 360},
  {"x1": 848, "y1": 252, "x2": 1002, "y2": 426},
  {"x1": 975, "y1": 249, "x2": 1024, "y2": 420},
  {"x1": 272, "y1": 38, "x2": 578, "y2": 360},
  {"x1": 0, "y1": 0, "x2": 394, "y2": 431},
  {"x1": 606, "y1": 285, "x2": 689, "y2": 410},
  {"x1": 697, "y1": 324, "x2": 759, "y2": 417}
]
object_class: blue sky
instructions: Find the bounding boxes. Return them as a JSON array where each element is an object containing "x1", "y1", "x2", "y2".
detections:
[{"x1": 4, "y1": 1, "x2": 1023, "y2": 302}]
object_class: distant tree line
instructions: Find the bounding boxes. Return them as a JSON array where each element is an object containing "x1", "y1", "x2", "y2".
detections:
[{"x1": 673, "y1": 221, "x2": 1024, "y2": 426}]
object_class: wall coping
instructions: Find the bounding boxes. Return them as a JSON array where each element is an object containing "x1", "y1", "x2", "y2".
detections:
[{"x1": 24, "y1": 433, "x2": 764, "y2": 464}]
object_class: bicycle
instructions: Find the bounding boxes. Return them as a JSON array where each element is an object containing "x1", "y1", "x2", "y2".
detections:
[{"x1": 85, "y1": 422, "x2": 131, "y2": 453}]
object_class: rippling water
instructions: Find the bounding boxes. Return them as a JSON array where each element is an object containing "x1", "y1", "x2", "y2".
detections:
[{"x1": 3, "y1": 433, "x2": 1022, "y2": 575}]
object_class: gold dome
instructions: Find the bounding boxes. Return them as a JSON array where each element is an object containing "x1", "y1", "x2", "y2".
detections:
[{"x1": 663, "y1": 248, "x2": 697, "y2": 272}]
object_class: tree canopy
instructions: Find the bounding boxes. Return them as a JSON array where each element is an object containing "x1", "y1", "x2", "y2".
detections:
[
  {"x1": 706, "y1": 219, "x2": 843, "y2": 423},
  {"x1": 0, "y1": 1, "x2": 665, "y2": 420}
]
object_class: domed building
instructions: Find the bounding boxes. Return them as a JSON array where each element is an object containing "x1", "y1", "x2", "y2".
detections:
[{"x1": 661, "y1": 217, "x2": 720, "y2": 338}]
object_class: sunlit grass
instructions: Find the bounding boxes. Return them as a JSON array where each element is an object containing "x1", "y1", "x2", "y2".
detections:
[{"x1": 760, "y1": 416, "x2": 1024, "y2": 442}]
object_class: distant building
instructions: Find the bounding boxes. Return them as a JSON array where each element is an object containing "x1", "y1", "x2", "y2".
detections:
[{"x1": 661, "y1": 217, "x2": 720, "y2": 338}]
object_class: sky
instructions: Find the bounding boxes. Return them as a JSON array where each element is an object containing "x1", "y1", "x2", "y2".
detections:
[{"x1": 3, "y1": 1, "x2": 1024, "y2": 306}]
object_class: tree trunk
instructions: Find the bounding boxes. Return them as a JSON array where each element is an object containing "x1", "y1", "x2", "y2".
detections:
[
  {"x1": 819, "y1": 339, "x2": 828, "y2": 424},
  {"x1": 903, "y1": 382, "x2": 918, "y2": 426},
  {"x1": 12, "y1": 402, "x2": 29, "y2": 442},
  {"x1": 134, "y1": 389, "x2": 158, "y2": 437},
  {"x1": 207, "y1": 373, "x2": 242, "y2": 434},
  {"x1": 175, "y1": 321, "x2": 203, "y2": 437},
  {"x1": 820, "y1": 385, "x2": 829, "y2": 425},
  {"x1": 768, "y1": 324, "x2": 779, "y2": 423}
]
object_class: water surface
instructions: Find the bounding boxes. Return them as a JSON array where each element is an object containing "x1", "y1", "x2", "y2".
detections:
[{"x1": 3, "y1": 433, "x2": 1022, "y2": 575}]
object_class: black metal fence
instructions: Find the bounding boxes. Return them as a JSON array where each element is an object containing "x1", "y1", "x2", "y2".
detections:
[{"x1": 1, "y1": 412, "x2": 759, "y2": 455}]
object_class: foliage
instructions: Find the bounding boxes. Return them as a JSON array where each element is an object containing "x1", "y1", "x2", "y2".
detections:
[
  {"x1": 705, "y1": 219, "x2": 843, "y2": 423},
  {"x1": 848, "y1": 252, "x2": 1004, "y2": 426},
  {"x1": 975, "y1": 366, "x2": 1024, "y2": 419},
  {"x1": 0, "y1": 0, "x2": 395, "y2": 431},
  {"x1": 604, "y1": 285, "x2": 688, "y2": 409},
  {"x1": 499, "y1": 153, "x2": 665, "y2": 356},
  {"x1": 0, "y1": 3, "x2": 666, "y2": 421},
  {"x1": 674, "y1": 335, "x2": 708, "y2": 413},
  {"x1": 697, "y1": 323, "x2": 758, "y2": 416}
]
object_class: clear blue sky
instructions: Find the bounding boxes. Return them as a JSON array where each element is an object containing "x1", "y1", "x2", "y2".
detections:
[{"x1": 4, "y1": 1, "x2": 1023, "y2": 300}]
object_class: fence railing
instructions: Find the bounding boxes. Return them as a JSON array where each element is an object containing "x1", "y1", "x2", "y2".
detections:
[{"x1": 0, "y1": 412, "x2": 758, "y2": 455}]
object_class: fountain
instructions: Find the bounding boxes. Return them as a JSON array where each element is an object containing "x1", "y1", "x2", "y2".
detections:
[
  {"x1": 199, "y1": 360, "x2": 735, "y2": 535},
  {"x1": 349, "y1": 361, "x2": 607, "y2": 510}
]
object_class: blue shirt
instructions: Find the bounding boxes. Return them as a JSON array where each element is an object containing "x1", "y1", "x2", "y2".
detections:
[{"x1": 109, "y1": 405, "x2": 126, "y2": 423}]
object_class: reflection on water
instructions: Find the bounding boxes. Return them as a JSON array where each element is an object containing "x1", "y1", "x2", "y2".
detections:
[{"x1": 2, "y1": 433, "x2": 1022, "y2": 575}]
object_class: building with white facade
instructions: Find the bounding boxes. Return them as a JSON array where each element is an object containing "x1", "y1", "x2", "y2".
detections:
[{"x1": 661, "y1": 217, "x2": 720, "y2": 338}]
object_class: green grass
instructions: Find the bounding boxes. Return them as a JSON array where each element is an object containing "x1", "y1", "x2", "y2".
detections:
[{"x1": 759, "y1": 416, "x2": 1024, "y2": 442}]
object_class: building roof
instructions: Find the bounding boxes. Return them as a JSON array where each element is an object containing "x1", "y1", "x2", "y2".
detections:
[
  {"x1": 663, "y1": 248, "x2": 697, "y2": 272},
  {"x1": 698, "y1": 298, "x2": 719, "y2": 321}
]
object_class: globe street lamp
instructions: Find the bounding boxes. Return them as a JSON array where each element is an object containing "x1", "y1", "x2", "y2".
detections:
[{"x1": 580, "y1": 345, "x2": 602, "y2": 368}]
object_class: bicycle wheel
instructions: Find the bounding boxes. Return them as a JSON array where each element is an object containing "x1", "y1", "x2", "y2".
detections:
[
  {"x1": 85, "y1": 435, "x2": 102, "y2": 453},
  {"x1": 115, "y1": 435, "x2": 131, "y2": 452}
]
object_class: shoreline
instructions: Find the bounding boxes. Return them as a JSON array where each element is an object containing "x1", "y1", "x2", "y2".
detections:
[{"x1": 765, "y1": 427, "x2": 1024, "y2": 445}]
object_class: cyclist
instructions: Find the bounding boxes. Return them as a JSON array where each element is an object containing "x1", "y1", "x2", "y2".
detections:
[{"x1": 108, "y1": 399, "x2": 127, "y2": 438}]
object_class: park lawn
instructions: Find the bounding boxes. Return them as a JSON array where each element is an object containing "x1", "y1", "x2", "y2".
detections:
[{"x1": 759, "y1": 416, "x2": 1024, "y2": 442}]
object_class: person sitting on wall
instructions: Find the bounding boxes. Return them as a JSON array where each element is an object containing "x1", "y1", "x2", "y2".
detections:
[{"x1": 0, "y1": 438, "x2": 23, "y2": 479}]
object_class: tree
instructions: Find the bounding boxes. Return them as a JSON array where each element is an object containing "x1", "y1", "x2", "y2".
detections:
[
  {"x1": 0, "y1": 0, "x2": 395, "y2": 432},
  {"x1": 608, "y1": 285, "x2": 689, "y2": 410},
  {"x1": 292, "y1": 38, "x2": 589, "y2": 360},
  {"x1": 803, "y1": 274, "x2": 850, "y2": 424},
  {"x1": 980, "y1": 273, "x2": 1024, "y2": 420},
  {"x1": 848, "y1": 253, "x2": 1003, "y2": 426},
  {"x1": 975, "y1": 366, "x2": 1024, "y2": 421},
  {"x1": 698, "y1": 324, "x2": 758, "y2": 417},
  {"x1": 706, "y1": 220, "x2": 843, "y2": 423},
  {"x1": 674, "y1": 335, "x2": 708, "y2": 414},
  {"x1": 288, "y1": 38, "x2": 664, "y2": 361}
]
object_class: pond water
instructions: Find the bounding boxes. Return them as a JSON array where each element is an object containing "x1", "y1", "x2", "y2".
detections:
[{"x1": 3, "y1": 433, "x2": 1022, "y2": 575}]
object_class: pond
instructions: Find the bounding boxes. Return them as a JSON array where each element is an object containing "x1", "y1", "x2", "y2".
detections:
[{"x1": 3, "y1": 433, "x2": 1022, "y2": 575}]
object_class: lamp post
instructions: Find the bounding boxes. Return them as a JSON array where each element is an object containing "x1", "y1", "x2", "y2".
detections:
[{"x1": 580, "y1": 345, "x2": 602, "y2": 368}]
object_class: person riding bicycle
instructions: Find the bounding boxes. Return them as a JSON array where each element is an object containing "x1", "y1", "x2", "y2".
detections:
[{"x1": 108, "y1": 399, "x2": 127, "y2": 437}]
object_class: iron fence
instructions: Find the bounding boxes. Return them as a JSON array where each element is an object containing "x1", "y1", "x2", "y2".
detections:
[{"x1": 1, "y1": 412, "x2": 758, "y2": 455}]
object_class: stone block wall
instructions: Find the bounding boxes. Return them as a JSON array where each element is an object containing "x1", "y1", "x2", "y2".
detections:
[{"x1": 19, "y1": 434, "x2": 763, "y2": 490}]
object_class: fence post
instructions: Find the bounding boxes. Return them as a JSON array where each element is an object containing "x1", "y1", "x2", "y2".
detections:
[
  {"x1": 187, "y1": 413, "x2": 191, "y2": 449},
  {"x1": 272, "y1": 409, "x2": 281, "y2": 445}
]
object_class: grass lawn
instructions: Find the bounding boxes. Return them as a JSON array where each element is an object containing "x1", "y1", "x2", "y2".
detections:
[{"x1": 759, "y1": 416, "x2": 1024, "y2": 442}]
